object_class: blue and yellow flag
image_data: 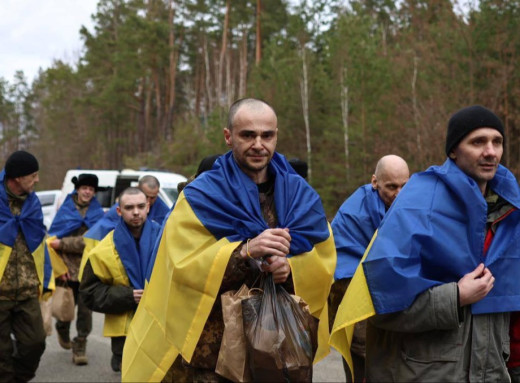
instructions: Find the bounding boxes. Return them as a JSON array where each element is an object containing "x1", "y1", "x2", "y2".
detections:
[
  {"x1": 330, "y1": 159, "x2": 520, "y2": 374},
  {"x1": 78, "y1": 204, "x2": 120, "y2": 280},
  {"x1": 148, "y1": 198, "x2": 169, "y2": 225},
  {"x1": 87, "y1": 218, "x2": 161, "y2": 337},
  {"x1": 113, "y1": 218, "x2": 161, "y2": 290},
  {"x1": 122, "y1": 152, "x2": 336, "y2": 382},
  {"x1": 0, "y1": 171, "x2": 51, "y2": 294},
  {"x1": 46, "y1": 191, "x2": 104, "y2": 277},
  {"x1": 332, "y1": 184, "x2": 385, "y2": 279}
]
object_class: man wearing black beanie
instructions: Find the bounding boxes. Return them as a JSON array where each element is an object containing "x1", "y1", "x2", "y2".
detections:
[
  {"x1": 0, "y1": 151, "x2": 50, "y2": 381},
  {"x1": 332, "y1": 105, "x2": 520, "y2": 382}
]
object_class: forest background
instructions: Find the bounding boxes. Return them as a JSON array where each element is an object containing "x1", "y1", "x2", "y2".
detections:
[{"x1": 1, "y1": 0, "x2": 519, "y2": 218}]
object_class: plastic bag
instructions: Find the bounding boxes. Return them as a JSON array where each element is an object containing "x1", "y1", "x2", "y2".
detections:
[{"x1": 242, "y1": 273, "x2": 318, "y2": 382}]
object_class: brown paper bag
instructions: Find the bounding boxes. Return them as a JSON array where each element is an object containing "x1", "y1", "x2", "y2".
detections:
[
  {"x1": 215, "y1": 284, "x2": 253, "y2": 383},
  {"x1": 39, "y1": 298, "x2": 53, "y2": 336},
  {"x1": 51, "y1": 285, "x2": 75, "y2": 322}
]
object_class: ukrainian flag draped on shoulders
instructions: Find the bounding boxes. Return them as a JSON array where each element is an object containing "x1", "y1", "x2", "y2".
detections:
[
  {"x1": 87, "y1": 217, "x2": 161, "y2": 337},
  {"x1": 148, "y1": 198, "x2": 169, "y2": 225},
  {"x1": 0, "y1": 170, "x2": 52, "y2": 293},
  {"x1": 112, "y1": 217, "x2": 161, "y2": 290},
  {"x1": 79, "y1": 203, "x2": 120, "y2": 280},
  {"x1": 122, "y1": 152, "x2": 336, "y2": 382},
  {"x1": 332, "y1": 184, "x2": 385, "y2": 280},
  {"x1": 46, "y1": 191, "x2": 104, "y2": 277},
  {"x1": 331, "y1": 158, "x2": 520, "y2": 372}
]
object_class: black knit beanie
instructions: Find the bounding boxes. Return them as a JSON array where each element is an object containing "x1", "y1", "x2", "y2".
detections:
[
  {"x1": 445, "y1": 105, "x2": 504, "y2": 156},
  {"x1": 4, "y1": 150, "x2": 39, "y2": 178}
]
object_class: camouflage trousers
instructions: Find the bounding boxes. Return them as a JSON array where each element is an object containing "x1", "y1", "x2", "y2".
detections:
[
  {"x1": 162, "y1": 356, "x2": 232, "y2": 383},
  {"x1": 0, "y1": 297, "x2": 46, "y2": 382}
]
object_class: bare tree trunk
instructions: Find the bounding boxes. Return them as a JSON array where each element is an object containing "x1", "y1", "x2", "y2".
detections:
[
  {"x1": 195, "y1": 52, "x2": 202, "y2": 118},
  {"x1": 361, "y1": 67, "x2": 367, "y2": 175},
  {"x1": 218, "y1": 0, "x2": 230, "y2": 107},
  {"x1": 299, "y1": 44, "x2": 312, "y2": 184},
  {"x1": 361, "y1": 100, "x2": 366, "y2": 175},
  {"x1": 381, "y1": 24, "x2": 387, "y2": 56},
  {"x1": 203, "y1": 35, "x2": 214, "y2": 112},
  {"x1": 504, "y1": 79, "x2": 510, "y2": 166},
  {"x1": 136, "y1": 78, "x2": 146, "y2": 152},
  {"x1": 165, "y1": 0, "x2": 178, "y2": 141},
  {"x1": 239, "y1": 28, "x2": 248, "y2": 98},
  {"x1": 145, "y1": 76, "x2": 153, "y2": 151},
  {"x1": 227, "y1": 47, "x2": 233, "y2": 107},
  {"x1": 153, "y1": 69, "x2": 162, "y2": 141},
  {"x1": 412, "y1": 55, "x2": 422, "y2": 166},
  {"x1": 256, "y1": 0, "x2": 262, "y2": 65},
  {"x1": 340, "y1": 65, "x2": 349, "y2": 182}
]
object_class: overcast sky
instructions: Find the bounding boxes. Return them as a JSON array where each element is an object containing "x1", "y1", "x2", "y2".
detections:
[
  {"x1": 1, "y1": 0, "x2": 99, "y2": 83},
  {"x1": 1, "y1": 1, "x2": 476, "y2": 85}
]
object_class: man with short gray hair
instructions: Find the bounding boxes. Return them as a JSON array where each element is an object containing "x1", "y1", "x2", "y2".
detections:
[{"x1": 138, "y1": 175, "x2": 169, "y2": 224}]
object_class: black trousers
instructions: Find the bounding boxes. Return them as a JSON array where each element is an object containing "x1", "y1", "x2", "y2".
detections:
[{"x1": 0, "y1": 297, "x2": 46, "y2": 382}]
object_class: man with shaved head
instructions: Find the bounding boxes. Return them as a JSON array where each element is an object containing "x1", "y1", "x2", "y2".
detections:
[
  {"x1": 122, "y1": 98, "x2": 336, "y2": 382},
  {"x1": 329, "y1": 154, "x2": 409, "y2": 382},
  {"x1": 371, "y1": 155, "x2": 410, "y2": 208}
]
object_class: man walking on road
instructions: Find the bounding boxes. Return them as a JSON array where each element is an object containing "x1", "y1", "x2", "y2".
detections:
[
  {"x1": 0, "y1": 151, "x2": 50, "y2": 382},
  {"x1": 329, "y1": 154, "x2": 409, "y2": 382},
  {"x1": 122, "y1": 98, "x2": 336, "y2": 382},
  {"x1": 331, "y1": 105, "x2": 520, "y2": 382},
  {"x1": 80, "y1": 187, "x2": 161, "y2": 372},
  {"x1": 47, "y1": 173, "x2": 104, "y2": 365}
]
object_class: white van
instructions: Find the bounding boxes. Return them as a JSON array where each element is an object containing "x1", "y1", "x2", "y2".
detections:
[
  {"x1": 36, "y1": 189, "x2": 61, "y2": 229},
  {"x1": 57, "y1": 169, "x2": 187, "y2": 210}
]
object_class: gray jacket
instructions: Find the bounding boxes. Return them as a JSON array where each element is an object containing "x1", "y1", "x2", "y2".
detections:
[{"x1": 366, "y1": 282, "x2": 510, "y2": 382}]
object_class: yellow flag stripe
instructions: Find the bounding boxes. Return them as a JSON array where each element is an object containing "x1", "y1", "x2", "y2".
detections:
[
  {"x1": 46, "y1": 236, "x2": 68, "y2": 277},
  {"x1": 0, "y1": 244, "x2": 13, "y2": 285},
  {"x1": 289, "y1": 223, "x2": 337, "y2": 363},
  {"x1": 78, "y1": 236, "x2": 100, "y2": 281},
  {"x1": 329, "y1": 230, "x2": 378, "y2": 379},
  {"x1": 0, "y1": 241, "x2": 53, "y2": 295}
]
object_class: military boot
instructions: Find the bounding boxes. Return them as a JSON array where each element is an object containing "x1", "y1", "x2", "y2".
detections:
[
  {"x1": 55, "y1": 323, "x2": 71, "y2": 350},
  {"x1": 72, "y1": 336, "x2": 88, "y2": 365}
]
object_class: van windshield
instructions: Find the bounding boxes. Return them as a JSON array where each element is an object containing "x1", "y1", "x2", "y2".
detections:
[{"x1": 163, "y1": 187, "x2": 179, "y2": 205}]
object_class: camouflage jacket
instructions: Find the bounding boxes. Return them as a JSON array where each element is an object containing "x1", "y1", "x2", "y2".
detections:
[
  {"x1": 188, "y1": 178, "x2": 294, "y2": 370},
  {"x1": 56, "y1": 195, "x2": 89, "y2": 281},
  {"x1": 0, "y1": 187, "x2": 40, "y2": 301}
]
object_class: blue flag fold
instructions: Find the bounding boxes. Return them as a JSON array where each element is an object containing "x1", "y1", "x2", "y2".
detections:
[
  {"x1": 84, "y1": 203, "x2": 120, "y2": 241},
  {"x1": 148, "y1": 198, "x2": 170, "y2": 225},
  {"x1": 113, "y1": 218, "x2": 161, "y2": 289},
  {"x1": 49, "y1": 192, "x2": 104, "y2": 238},
  {"x1": 183, "y1": 151, "x2": 330, "y2": 255},
  {"x1": 363, "y1": 159, "x2": 520, "y2": 315},
  {"x1": 0, "y1": 171, "x2": 45, "y2": 252},
  {"x1": 332, "y1": 184, "x2": 385, "y2": 279}
]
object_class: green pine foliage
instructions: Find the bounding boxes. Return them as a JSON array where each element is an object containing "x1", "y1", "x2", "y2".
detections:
[{"x1": 2, "y1": 0, "x2": 520, "y2": 217}]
